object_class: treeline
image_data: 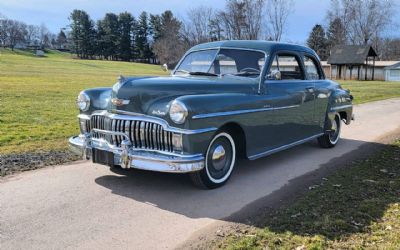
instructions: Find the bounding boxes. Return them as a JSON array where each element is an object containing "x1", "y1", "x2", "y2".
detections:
[
  {"x1": 68, "y1": 0, "x2": 294, "y2": 65},
  {"x1": 0, "y1": 15, "x2": 68, "y2": 50},
  {"x1": 306, "y1": 0, "x2": 400, "y2": 60},
  {"x1": 2, "y1": 0, "x2": 399, "y2": 63}
]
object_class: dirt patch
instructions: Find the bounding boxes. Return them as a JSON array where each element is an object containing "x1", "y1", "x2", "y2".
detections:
[{"x1": 0, "y1": 150, "x2": 80, "y2": 177}]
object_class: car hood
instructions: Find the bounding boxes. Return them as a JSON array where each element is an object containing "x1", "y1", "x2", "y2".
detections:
[{"x1": 111, "y1": 75, "x2": 258, "y2": 116}]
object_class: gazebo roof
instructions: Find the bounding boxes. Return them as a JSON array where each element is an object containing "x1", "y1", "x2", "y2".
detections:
[{"x1": 327, "y1": 45, "x2": 377, "y2": 65}]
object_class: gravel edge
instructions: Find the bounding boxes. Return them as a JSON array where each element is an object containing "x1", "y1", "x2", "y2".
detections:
[{"x1": 0, "y1": 150, "x2": 80, "y2": 176}]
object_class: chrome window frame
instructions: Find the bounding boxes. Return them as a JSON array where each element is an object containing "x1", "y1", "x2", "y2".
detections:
[{"x1": 172, "y1": 47, "x2": 269, "y2": 94}]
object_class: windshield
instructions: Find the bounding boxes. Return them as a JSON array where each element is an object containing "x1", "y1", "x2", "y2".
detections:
[{"x1": 174, "y1": 49, "x2": 266, "y2": 78}]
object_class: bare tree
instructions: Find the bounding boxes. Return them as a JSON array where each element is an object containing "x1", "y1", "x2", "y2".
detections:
[
  {"x1": 217, "y1": 0, "x2": 266, "y2": 40},
  {"x1": 242, "y1": 0, "x2": 265, "y2": 39},
  {"x1": 26, "y1": 24, "x2": 40, "y2": 45},
  {"x1": 153, "y1": 11, "x2": 184, "y2": 66},
  {"x1": 7, "y1": 20, "x2": 27, "y2": 50},
  {"x1": 39, "y1": 23, "x2": 49, "y2": 48},
  {"x1": 0, "y1": 19, "x2": 9, "y2": 47},
  {"x1": 327, "y1": 0, "x2": 395, "y2": 45},
  {"x1": 348, "y1": 0, "x2": 394, "y2": 45},
  {"x1": 184, "y1": 6, "x2": 214, "y2": 44},
  {"x1": 219, "y1": 0, "x2": 247, "y2": 40},
  {"x1": 265, "y1": 0, "x2": 294, "y2": 41}
]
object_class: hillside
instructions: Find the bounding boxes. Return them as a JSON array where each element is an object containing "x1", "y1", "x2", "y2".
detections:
[{"x1": 0, "y1": 49, "x2": 165, "y2": 154}]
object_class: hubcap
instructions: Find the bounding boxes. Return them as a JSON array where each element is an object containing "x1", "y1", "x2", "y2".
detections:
[
  {"x1": 206, "y1": 133, "x2": 236, "y2": 183},
  {"x1": 212, "y1": 145, "x2": 226, "y2": 170}
]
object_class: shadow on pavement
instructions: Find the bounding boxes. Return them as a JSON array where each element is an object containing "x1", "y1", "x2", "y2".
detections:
[{"x1": 94, "y1": 137, "x2": 398, "y2": 239}]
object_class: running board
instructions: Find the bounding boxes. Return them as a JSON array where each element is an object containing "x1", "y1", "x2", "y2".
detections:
[{"x1": 248, "y1": 133, "x2": 324, "y2": 160}]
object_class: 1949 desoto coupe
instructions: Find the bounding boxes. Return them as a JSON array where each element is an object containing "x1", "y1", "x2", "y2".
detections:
[{"x1": 69, "y1": 41, "x2": 353, "y2": 189}]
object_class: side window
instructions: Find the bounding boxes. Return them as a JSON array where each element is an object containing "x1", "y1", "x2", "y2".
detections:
[
  {"x1": 270, "y1": 54, "x2": 304, "y2": 80},
  {"x1": 303, "y1": 55, "x2": 321, "y2": 80},
  {"x1": 218, "y1": 54, "x2": 238, "y2": 75}
]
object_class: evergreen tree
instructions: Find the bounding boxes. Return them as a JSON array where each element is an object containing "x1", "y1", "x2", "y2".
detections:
[
  {"x1": 69, "y1": 10, "x2": 96, "y2": 58},
  {"x1": 98, "y1": 13, "x2": 119, "y2": 60},
  {"x1": 307, "y1": 24, "x2": 328, "y2": 60},
  {"x1": 118, "y1": 12, "x2": 134, "y2": 61},
  {"x1": 56, "y1": 30, "x2": 67, "y2": 48},
  {"x1": 327, "y1": 17, "x2": 346, "y2": 49},
  {"x1": 152, "y1": 11, "x2": 183, "y2": 65},
  {"x1": 135, "y1": 12, "x2": 151, "y2": 62},
  {"x1": 149, "y1": 14, "x2": 162, "y2": 42},
  {"x1": 95, "y1": 20, "x2": 107, "y2": 59}
]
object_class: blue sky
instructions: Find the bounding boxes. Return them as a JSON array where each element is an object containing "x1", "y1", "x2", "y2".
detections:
[{"x1": 0, "y1": 0, "x2": 398, "y2": 42}]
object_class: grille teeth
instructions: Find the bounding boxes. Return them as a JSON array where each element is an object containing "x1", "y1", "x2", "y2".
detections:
[{"x1": 89, "y1": 115, "x2": 174, "y2": 152}]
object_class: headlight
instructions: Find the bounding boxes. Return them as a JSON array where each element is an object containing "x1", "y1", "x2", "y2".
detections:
[
  {"x1": 76, "y1": 92, "x2": 90, "y2": 111},
  {"x1": 169, "y1": 100, "x2": 188, "y2": 124}
]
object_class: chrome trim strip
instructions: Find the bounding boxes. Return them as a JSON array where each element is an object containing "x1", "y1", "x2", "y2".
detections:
[
  {"x1": 192, "y1": 105, "x2": 299, "y2": 119},
  {"x1": 78, "y1": 114, "x2": 90, "y2": 120},
  {"x1": 248, "y1": 133, "x2": 324, "y2": 160},
  {"x1": 331, "y1": 105, "x2": 352, "y2": 111},
  {"x1": 69, "y1": 136, "x2": 204, "y2": 173},
  {"x1": 273, "y1": 105, "x2": 300, "y2": 110},
  {"x1": 78, "y1": 111, "x2": 217, "y2": 135}
]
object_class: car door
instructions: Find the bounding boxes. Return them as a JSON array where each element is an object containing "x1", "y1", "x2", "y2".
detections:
[
  {"x1": 302, "y1": 53, "x2": 330, "y2": 132},
  {"x1": 263, "y1": 52, "x2": 318, "y2": 147}
]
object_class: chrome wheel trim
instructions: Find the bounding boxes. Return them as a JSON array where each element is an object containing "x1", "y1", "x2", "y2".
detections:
[
  {"x1": 212, "y1": 145, "x2": 226, "y2": 170},
  {"x1": 205, "y1": 133, "x2": 236, "y2": 184},
  {"x1": 329, "y1": 116, "x2": 341, "y2": 145}
]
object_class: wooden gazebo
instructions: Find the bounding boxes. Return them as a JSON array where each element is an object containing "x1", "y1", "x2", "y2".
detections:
[{"x1": 327, "y1": 45, "x2": 378, "y2": 80}]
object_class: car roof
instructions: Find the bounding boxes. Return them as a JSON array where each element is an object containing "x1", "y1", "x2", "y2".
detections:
[{"x1": 189, "y1": 40, "x2": 316, "y2": 55}]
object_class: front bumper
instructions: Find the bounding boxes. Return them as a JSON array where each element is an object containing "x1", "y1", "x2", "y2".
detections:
[{"x1": 69, "y1": 135, "x2": 205, "y2": 173}]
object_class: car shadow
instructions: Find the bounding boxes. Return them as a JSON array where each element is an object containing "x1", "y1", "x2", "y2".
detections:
[{"x1": 94, "y1": 137, "x2": 397, "y2": 239}]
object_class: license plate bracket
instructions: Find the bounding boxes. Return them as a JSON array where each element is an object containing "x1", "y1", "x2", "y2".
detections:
[{"x1": 92, "y1": 148, "x2": 114, "y2": 166}]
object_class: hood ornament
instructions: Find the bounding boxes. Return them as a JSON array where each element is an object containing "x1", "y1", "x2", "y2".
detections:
[{"x1": 111, "y1": 98, "x2": 130, "y2": 106}]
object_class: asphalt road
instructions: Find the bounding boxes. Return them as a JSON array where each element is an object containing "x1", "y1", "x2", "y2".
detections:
[{"x1": 1, "y1": 98, "x2": 400, "y2": 250}]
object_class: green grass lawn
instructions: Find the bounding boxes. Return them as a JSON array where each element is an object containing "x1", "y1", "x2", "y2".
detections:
[
  {"x1": 0, "y1": 48, "x2": 399, "y2": 154},
  {"x1": 339, "y1": 80, "x2": 400, "y2": 105},
  {"x1": 0, "y1": 48, "x2": 166, "y2": 154},
  {"x1": 217, "y1": 140, "x2": 400, "y2": 249}
]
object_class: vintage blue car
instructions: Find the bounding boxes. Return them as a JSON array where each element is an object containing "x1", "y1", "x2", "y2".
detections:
[{"x1": 69, "y1": 41, "x2": 353, "y2": 189}]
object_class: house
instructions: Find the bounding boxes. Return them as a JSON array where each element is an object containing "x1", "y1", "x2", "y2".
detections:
[
  {"x1": 384, "y1": 62, "x2": 400, "y2": 81},
  {"x1": 322, "y1": 61, "x2": 399, "y2": 81},
  {"x1": 327, "y1": 45, "x2": 378, "y2": 80}
]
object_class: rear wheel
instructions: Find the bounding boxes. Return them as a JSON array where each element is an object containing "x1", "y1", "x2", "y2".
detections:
[
  {"x1": 318, "y1": 114, "x2": 341, "y2": 148},
  {"x1": 190, "y1": 132, "x2": 236, "y2": 189}
]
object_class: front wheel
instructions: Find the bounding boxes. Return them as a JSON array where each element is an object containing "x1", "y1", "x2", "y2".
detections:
[
  {"x1": 190, "y1": 132, "x2": 236, "y2": 189},
  {"x1": 318, "y1": 114, "x2": 341, "y2": 148}
]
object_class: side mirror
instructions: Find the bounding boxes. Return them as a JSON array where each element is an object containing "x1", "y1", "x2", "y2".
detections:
[
  {"x1": 162, "y1": 63, "x2": 169, "y2": 72},
  {"x1": 267, "y1": 70, "x2": 281, "y2": 80}
]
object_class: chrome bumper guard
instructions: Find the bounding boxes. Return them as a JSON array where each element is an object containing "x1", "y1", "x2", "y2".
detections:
[{"x1": 69, "y1": 129, "x2": 204, "y2": 173}]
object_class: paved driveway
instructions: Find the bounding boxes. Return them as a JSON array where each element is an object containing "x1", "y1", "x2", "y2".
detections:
[{"x1": 1, "y1": 98, "x2": 400, "y2": 249}]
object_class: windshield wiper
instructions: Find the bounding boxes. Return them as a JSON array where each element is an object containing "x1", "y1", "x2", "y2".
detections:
[
  {"x1": 174, "y1": 69, "x2": 190, "y2": 74},
  {"x1": 232, "y1": 72, "x2": 260, "y2": 76},
  {"x1": 188, "y1": 71, "x2": 218, "y2": 76}
]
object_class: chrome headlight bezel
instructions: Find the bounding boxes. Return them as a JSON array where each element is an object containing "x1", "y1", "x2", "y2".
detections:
[
  {"x1": 169, "y1": 100, "x2": 188, "y2": 124},
  {"x1": 77, "y1": 91, "x2": 90, "y2": 111}
]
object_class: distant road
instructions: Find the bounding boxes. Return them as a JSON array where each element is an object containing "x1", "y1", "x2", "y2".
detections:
[{"x1": 1, "y1": 98, "x2": 400, "y2": 250}]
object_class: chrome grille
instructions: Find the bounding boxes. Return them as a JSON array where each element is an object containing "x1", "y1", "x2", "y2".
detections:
[{"x1": 90, "y1": 115, "x2": 174, "y2": 152}]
